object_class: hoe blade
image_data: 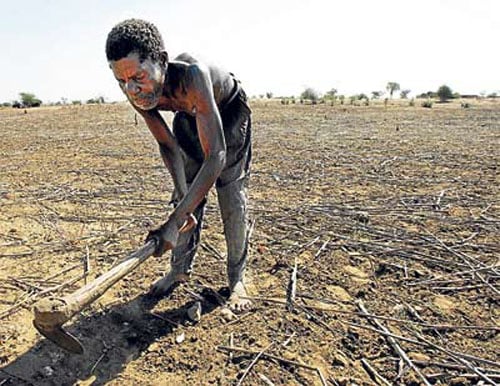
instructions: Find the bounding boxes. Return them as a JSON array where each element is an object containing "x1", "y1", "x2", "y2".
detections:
[{"x1": 33, "y1": 320, "x2": 84, "y2": 354}]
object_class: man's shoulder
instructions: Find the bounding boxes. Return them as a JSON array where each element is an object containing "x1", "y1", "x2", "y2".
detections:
[{"x1": 173, "y1": 52, "x2": 198, "y2": 64}]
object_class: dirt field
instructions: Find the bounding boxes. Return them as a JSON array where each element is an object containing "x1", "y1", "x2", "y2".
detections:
[{"x1": 0, "y1": 100, "x2": 499, "y2": 385}]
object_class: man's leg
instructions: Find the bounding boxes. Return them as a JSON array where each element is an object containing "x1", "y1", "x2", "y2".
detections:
[
  {"x1": 150, "y1": 197, "x2": 205, "y2": 296},
  {"x1": 216, "y1": 113, "x2": 252, "y2": 311}
]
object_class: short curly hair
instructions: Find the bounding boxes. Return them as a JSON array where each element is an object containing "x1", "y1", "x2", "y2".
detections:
[{"x1": 105, "y1": 19, "x2": 164, "y2": 62}]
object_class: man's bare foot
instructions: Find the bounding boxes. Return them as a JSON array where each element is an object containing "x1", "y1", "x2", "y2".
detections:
[
  {"x1": 149, "y1": 270, "x2": 190, "y2": 297},
  {"x1": 227, "y1": 281, "x2": 252, "y2": 312}
]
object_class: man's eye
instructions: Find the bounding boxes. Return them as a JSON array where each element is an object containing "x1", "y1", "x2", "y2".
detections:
[{"x1": 135, "y1": 73, "x2": 146, "y2": 81}]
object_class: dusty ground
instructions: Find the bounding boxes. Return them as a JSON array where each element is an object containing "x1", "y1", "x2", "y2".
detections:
[{"x1": 0, "y1": 100, "x2": 498, "y2": 385}]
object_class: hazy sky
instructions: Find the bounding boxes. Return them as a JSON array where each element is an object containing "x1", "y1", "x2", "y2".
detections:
[{"x1": 1, "y1": 0, "x2": 498, "y2": 103}]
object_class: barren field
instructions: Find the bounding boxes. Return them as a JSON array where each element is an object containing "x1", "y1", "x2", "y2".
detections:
[{"x1": 0, "y1": 101, "x2": 499, "y2": 385}]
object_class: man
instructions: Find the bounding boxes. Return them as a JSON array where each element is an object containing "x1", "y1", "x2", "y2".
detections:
[{"x1": 105, "y1": 19, "x2": 252, "y2": 311}]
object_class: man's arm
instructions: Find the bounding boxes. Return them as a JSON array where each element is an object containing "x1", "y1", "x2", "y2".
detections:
[
  {"x1": 170, "y1": 64, "x2": 226, "y2": 226},
  {"x1": 138, "y1": 109, "x2": 188, "y2": 200}
]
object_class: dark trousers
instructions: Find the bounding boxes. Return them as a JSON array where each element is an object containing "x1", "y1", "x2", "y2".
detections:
[{"x1": 169, "y1": 89, "x2": 252, "y2": 287}]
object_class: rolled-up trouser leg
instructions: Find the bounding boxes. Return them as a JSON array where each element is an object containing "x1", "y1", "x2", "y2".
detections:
[{"x1": 216, "y1": 177, "x2": 249, "y2": 289}]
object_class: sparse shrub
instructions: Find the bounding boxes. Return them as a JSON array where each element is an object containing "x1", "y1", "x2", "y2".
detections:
[
  {"x1": 2, "y1": 102, "x2": 11, "y2": 107},
  {"x1": 461, "y1": 102, "x2": 471, "y2": 108},
  {"x1": 266, "y1": 92, "x2": 273, "y2": 99},
  {"x1": 325, "y1": 88, "x2": 338, "y2": 105},
  {"x1": 400, "y1": 89, "x2": 411, "y2": 99},
  {"x1": 338, "y1": 95, "x2": 345, "y2": 105},
  {"x1": 72, "y1": 100, "x2": 82, "y2": 105},
  {"x1": 384, "y1": 98, "x2": 389, "y2": 107},
  {"x1": 86, "y1": 96, "x2": 105, "y2": 104},
  {"x1": 371, "y1": 91, "x2": 383, "y2": 100},
  {"x1": 349, "y1": 96, "x2": 356, "y2": 105},
  {"x1": 437, "y1": 85, "x2": 453, "y2": 102},
  {"x1": 421, "y1": 99, "x2": 433, "y2": 108},
  {"x1": 301, "y1": 87, "x2": 319, "y2": 104},
  {"x1": 19, "y1": 92, "x2": 42, "y2": 107},
  {"x1": 418, "y1": 91, "x2": 437, "y2": 99},
  {"x1": 409, "y1": 98, "x2": 415, "y2": 107},
  {"x1": 291, "y1": 98, "x2": 296, "y2": 104},
  {"x1": 363, "y1": 98, "x2": 370, "y2": 106}
]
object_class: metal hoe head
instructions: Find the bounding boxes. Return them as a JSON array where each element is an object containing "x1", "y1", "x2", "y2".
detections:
[{"x1": 33, "y1": 320, "x2": 84, "y2": 354}]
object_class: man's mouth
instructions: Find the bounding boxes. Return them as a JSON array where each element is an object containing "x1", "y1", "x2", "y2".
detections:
[{"x1": 133, "y1": 95, "x2": 156, "y2": 109}]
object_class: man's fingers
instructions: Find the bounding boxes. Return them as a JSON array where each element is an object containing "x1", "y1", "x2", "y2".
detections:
[{"x1": 179, "y1": 213, "x2": 197, "y2": 233}]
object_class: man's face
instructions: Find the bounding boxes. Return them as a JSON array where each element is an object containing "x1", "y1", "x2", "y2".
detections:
[{"x1": 109, "y1": 51, "x2": 165, "y2": 110}]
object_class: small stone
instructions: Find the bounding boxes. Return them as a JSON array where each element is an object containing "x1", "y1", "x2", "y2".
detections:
[
  {"x1": 392, "y1": 304, "x2": 406, "y2": 317},
  {"x1": 408, "y1": 352, "x2": 431, "y2": 362},
  {"x1": 449, "y1": 377, "x2": 467, "y2": 386},
  {"x1": 187, "y1": 301, "x2": 202, "y2": 322},
  {"x1": 327, "y1": 285, "x2": 352, "y2": 302},
  {"x1": 331, "y1": 350, "x2": 350, "y2": 367},
  {"x1": 220, "y1": 307, "x2": 237, "y2": 322},
  {"x1": 42, "y1": 366, "x2": 54, "y2": 377},
  {"x1": 175, "y1": 332, "x2": 185, "y2": 344}
]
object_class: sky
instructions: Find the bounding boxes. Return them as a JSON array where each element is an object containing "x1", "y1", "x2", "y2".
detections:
[{"x1": 1, "y1": 0, "x2": 499, "y2": 103}]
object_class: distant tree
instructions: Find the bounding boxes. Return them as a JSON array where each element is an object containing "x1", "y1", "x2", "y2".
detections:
[
  {"x1": 72, "y1": 100, "x2": 82, "y2": 105},
  {"x1": 325, "y1": 88, "x2": 338, "y2": 105},
  {"x1": 487, "y1": 92, "x2": 497, "y2": 98},
  {"x1": 357, "y1": 93, "x2": 368, "y2": 101},
  {"x1": 2, "y1": 102, "x2": 11, "y2": 107},
  {"x1": 300, "y1": 87, "x2": 319, "y2": 104},
  {"x1": 19, "y1": 92, "x2": 42, "y2": 107},
  {"x1": 371, "y1": 91, "x2": 383, "y2": 100},
  {"x1": 437, "y1": 85, "x2": 453, "y2": 102},
  {"x1": 326, "y1": 88, "x2": 338, "y2": 99},
  {"x1": 386, "y1": 82, "x2": 400, "y2": 99},
  {"x1": 266, "y1": 92, "x2": 273, "y2": 99},
  {"x1": 400, "y1": 89, "x2": 411, "y2": 99},
  {"x1": 86, "y1": 96, "x2": 106, "y2": 104},
  {"x1": 338, "y1": 95, "x2": 345, "y2": 105},
  {"x1": 418, "y1": 91, "x2": 437, "y2": 99}
]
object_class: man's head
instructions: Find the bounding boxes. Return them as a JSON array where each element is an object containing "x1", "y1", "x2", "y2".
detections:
[{"x1": 106, "y1": 19, "x2": 168, "y2": 110}]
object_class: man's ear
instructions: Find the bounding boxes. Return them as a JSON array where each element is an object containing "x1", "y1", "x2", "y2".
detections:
[{"x1": 160, "y1": 51, "x2": 169, "y2": 66}]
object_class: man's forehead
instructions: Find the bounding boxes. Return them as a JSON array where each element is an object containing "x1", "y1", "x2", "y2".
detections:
[{"x1": 110, "y1": 52, "x2": 157, "y2": 70}]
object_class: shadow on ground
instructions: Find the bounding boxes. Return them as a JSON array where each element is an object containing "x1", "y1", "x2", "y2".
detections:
[{"x1": 0, "y1": 288, "x2": 224, "y2": 385}]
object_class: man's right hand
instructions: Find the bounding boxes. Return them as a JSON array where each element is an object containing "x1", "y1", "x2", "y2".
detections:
[{"x1": 146, "y1": 213, "x2": 197, "y2": 257}]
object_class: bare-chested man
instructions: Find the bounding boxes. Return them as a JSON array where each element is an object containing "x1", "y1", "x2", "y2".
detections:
[{"x1": 105, "y1": 19, "x2": 252, "y2": 311}]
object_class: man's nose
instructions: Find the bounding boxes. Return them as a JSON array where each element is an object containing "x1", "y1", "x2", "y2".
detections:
[{"x1": 125, "y1": 81, "x2": 140, "y2": 95}]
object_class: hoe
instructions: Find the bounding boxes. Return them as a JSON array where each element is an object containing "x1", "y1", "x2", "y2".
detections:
[{"x1": 33, "y1": 239, "x2": 157, "y2": 354}]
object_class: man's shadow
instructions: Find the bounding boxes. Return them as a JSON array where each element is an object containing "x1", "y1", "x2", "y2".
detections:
[{"x1": 0, "y1": 287, "x2": 225, "y2": 385}]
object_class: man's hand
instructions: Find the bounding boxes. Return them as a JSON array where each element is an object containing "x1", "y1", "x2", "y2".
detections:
[{"x1": 146, "y1": 213, "x2": 198, "y2": 257}]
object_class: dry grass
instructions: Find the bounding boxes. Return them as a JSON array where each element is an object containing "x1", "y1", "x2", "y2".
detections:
[{"x1": 0, "y1": 100, "x2": 499, "y2": 385}]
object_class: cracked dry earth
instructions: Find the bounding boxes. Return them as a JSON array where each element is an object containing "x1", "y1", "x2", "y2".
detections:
[{"x1": 0, "y1": 100, "x2": 499, "y2": 385}]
